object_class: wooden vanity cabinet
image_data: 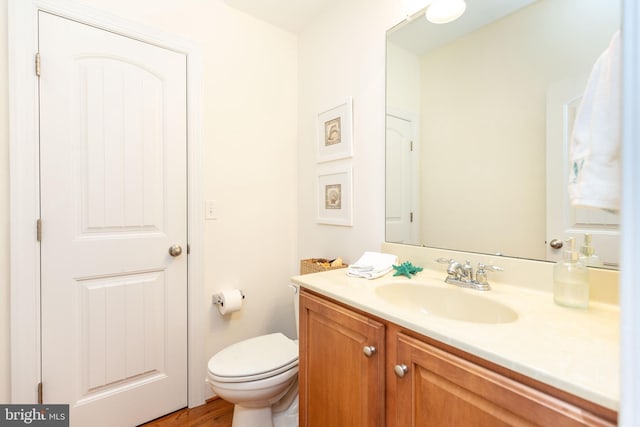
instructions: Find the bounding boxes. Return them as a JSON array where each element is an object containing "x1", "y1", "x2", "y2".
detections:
[
  {"x1": 390, "y1": 328, "x2": 616, "y2": 427},
  {"x1": 300, "y1": 288, "x2": 617, "y2": 427},
  {"x1": 299, "y1": 290, "x2": 386, "y2": 427}
]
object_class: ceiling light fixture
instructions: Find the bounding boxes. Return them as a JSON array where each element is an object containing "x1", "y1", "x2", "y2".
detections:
[{"x1": 425, "y1": 0, "x2": 467, "y2": 24}]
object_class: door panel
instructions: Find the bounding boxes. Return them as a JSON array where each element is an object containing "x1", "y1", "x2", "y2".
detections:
[
  {"x1": 39, "y1": 11, "x2": 187, "y2": 426},
  {"x1": 81, "y1": 271, "x2": 165, "y2": 393},
  {"x1": 393, "y1": 333, "x2": 611, "y2": 427},
  {"x1": 299, "y1": 291, "x2": 385, "y2": 427},
  {"x1": 81, "y1": 58, "x2": 165, "y2": 234}
]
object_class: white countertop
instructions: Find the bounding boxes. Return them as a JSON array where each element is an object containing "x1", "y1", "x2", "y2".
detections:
[{"x1": 292, "y1": 267, "x2": 620, "y2": 411}]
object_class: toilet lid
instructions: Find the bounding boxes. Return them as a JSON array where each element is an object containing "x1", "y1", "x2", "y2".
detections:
[{"x1": 208, "y1": 333, "x2": 299, "y2": 383}]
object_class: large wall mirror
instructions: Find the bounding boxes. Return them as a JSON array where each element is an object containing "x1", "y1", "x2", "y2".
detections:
[{"x1": 386, "y1": 0, "x2": 621, "y2": 269}]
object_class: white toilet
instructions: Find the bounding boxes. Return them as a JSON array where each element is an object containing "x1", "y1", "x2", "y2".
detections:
[{"x1": 207, "y1": 285, "x2": 300, "y2": 427}]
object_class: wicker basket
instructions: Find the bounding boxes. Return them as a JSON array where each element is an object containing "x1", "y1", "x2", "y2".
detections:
[{"x1": 300, "y1": 258, "x2": 348, "y2": 275}]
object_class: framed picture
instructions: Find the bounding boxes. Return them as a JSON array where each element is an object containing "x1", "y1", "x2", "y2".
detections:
[
  {"x1": 317, "y1": 98, "x2": 353, "y2": 162},
  {"x1": 317, "y1": 166, "x2": 353, "y2": 226}
]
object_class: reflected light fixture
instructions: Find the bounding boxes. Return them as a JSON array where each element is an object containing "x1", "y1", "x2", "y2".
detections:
[{"x1": 425, "y1": 0, "x2": 467, "y2": 24}]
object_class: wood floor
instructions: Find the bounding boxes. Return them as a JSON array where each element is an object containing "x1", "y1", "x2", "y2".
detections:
[{"x1": 140, "y1": 398, "x2": 233, "y2": 427}]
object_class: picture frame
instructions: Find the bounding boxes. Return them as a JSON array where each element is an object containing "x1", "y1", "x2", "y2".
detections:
[
  {"x1": 317, "y1": 98, "x2": 353, "y2": 162},
  {"x1": 316, "y1": 166, "x2": 353, "y2": 226}
]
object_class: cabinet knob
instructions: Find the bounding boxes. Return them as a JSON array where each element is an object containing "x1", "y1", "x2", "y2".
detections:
[
  {"x1": 394, "y1": 364, "x2": 409, "y2": 378},
  {"x1": 363, "y1": 346, "x2": 377, "y2": 357}
]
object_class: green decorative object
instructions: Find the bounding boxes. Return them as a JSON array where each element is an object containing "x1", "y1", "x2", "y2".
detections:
[{"x1": 392, "y1": 261, "x2": 424, "y2": 279}]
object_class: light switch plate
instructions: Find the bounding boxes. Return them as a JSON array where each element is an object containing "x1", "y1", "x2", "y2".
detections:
[{"x1": 205, "y1": 200, "x2": 218, "y2": 220}]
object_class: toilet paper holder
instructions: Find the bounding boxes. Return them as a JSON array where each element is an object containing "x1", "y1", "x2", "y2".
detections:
[{"x1": 212, "y1": 290, "x2": 245, "y2": 307}]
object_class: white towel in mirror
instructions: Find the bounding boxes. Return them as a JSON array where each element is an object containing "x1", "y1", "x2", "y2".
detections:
[{"x1": 568, "y1": 30, "x2": 621, "y2": 212}]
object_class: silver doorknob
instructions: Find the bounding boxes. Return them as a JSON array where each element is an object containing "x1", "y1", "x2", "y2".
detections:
[
  {"x1": 549, "y1": 239, "x2": 564, "y2": 249},
  {"x1": 394, "y1": 364, "x2": 408, "y2": 378},
  {"x1": 169, "y1": 244, "x2": 183, "y2": 257},
  {"x1": 363, "y1": 346, "x2": 377, "y2": 357}
]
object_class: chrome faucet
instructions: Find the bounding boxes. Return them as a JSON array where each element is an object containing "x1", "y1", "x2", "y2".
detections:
[{"x1": 436, "y1": 258, "x2": 503, "y2": 291}]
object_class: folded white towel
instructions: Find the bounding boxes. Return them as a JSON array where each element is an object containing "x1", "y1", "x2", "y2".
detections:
[
  {"x1": 568, "y1": 30, "x2": 621, "y2": 212},
  {"x1": 347, "y1": 251, "x2": 398, "y2": 280}
]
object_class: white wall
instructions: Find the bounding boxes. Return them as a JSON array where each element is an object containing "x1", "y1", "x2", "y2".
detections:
[
  {"x1": 386, "y1": 42, "x2": 421, "y2": 115},
  {"x1": 0, "y1": 0, "x2": 298, "y2": 402},
  {"x1": 418, "y1": 0, "x2": 619, "y2": 260},
  {"x1": 0, "y1": 0, "x2": 10, "y2": 404},
  {"x1": 297, "y1": 0, "x2": 405, "y2": 265}
]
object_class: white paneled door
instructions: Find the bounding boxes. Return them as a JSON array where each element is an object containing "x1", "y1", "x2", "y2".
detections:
[{"x1": 38, "y1": 12, "x2": 188, "y2": 426}]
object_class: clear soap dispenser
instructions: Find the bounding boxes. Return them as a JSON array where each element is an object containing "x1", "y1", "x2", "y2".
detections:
[{"x1": 553, "y1": 237, "x2": 589, "y2": 308}]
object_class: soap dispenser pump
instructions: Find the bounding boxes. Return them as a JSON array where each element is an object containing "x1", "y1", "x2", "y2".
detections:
[
  {"x1": 579, "y1": 233, "x2": 603, "y2": 267},
  {"x1": 553, "y1": 237, "x2": 589, "y2": 308}
]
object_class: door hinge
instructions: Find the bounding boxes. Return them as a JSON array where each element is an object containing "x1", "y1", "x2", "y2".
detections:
[
  {"x1": 410, "y1": 140, "x2": 414, "y2": 152},
  {"x1": 187, "y1": 244, "x2": 190, "y2": 255},
  {"x1": 410, "y1": 212, "x2": 414, "y2": 223},
  {"x1": 37, "y1": 382, "x2": 43, "y2": 404},
  {"x1": 37, "y1": 219, "x2": 42, "y2": 241},
  {"x1": 35, "y1": 52, "x2": 41, "y2": 77}
]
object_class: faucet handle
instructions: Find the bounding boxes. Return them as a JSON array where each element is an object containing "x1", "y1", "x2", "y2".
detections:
[
  {"x1": 475, "y1": 263, "x2": 503, "y2": 288},
  {"x1": 477, "y1": 263, "x2": 503, "y2": 272}
]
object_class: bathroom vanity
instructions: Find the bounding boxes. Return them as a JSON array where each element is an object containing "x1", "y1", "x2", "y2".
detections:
[{"x1": 293, "y1": 265, "x2": 618, "y2": 426}]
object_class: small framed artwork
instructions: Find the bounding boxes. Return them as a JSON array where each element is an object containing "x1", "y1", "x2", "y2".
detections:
[
  {"x1": 317, "y1": 98, "x2": 353, "y2": 163},
  {"x1": 317, "y1": 166, "x2": 353, "y2": 226}
]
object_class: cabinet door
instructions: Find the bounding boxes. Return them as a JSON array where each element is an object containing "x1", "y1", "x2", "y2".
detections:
[
  {"x1": 394, "y1": 332, "x2": 614, "y2": 427},
  {"x1": 300, "y1": 291, "x2": 385, "y2": 427}
]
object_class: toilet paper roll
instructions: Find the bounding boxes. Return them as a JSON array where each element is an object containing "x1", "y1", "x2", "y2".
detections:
[{"x1": 218, "y1": 289, "x2": 244, "y2": 315}]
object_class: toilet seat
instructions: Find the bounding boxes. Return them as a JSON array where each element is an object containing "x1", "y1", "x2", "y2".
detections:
[{"x1": 208, "y1": 333, "x2": 298, "y2": 383}]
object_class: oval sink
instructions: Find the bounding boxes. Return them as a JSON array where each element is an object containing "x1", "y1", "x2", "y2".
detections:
[{"x1": 375, "y1": 282, "x2": 518, "y2": 324}]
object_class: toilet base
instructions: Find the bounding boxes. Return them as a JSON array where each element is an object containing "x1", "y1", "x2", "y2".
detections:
[
  {"x1": 273, "y1": 395, "x2": 298, "y2": 427},
  {"x1": 232, "y1": 405, "x2": 273, "y2": 427},
  {"x1": 230, "y1": 393, "x2": 298, "y2": 427}
]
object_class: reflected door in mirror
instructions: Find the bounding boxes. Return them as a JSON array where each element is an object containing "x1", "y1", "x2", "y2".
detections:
[{"x1": 386, "y1": 113, "x2": 419, "y2": 245}]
